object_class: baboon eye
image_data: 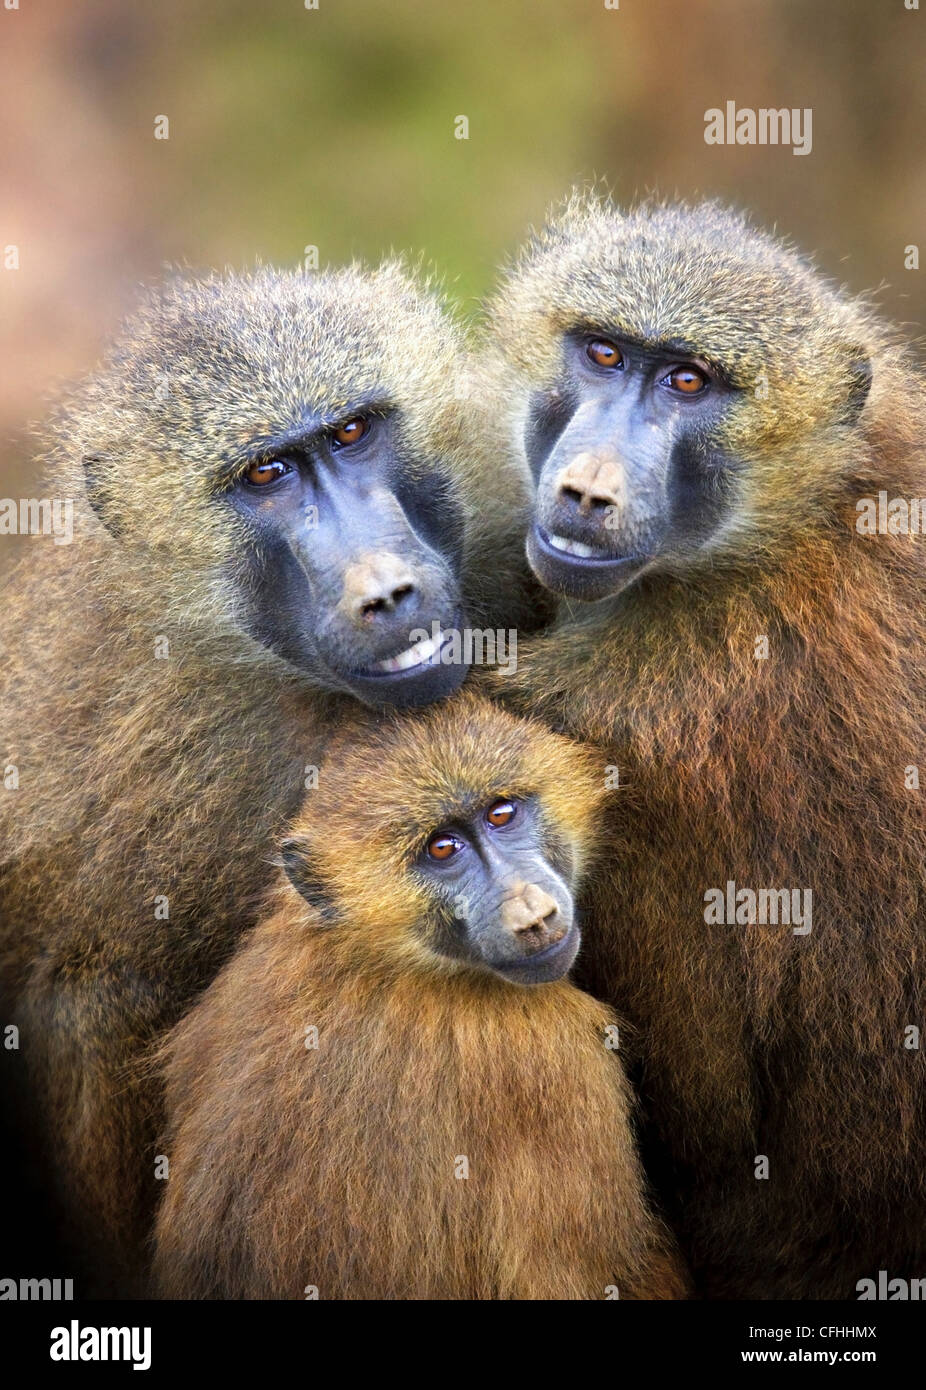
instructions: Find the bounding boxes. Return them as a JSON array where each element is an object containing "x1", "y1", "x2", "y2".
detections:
[
  {"x1": 663, "y1": 365, "x2": 709, "y2": 395},
  {"x1": 426, "y1": 831, "x2": 465, "y2": 862},
  {"x1": 331, "y1": 417, "x2": 370, "y2": 449},
  {"x1": 244, "y1": 459, "x2": 293, "y2": 487},
  {"x1": 586, "y1": 339, "x2": 623, "y2": 370},
  {"x1": 486, "y1": 798, "x2": 517, "y2": 828}
]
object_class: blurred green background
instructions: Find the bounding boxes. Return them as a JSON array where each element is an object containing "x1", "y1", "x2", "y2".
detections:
[{"x1": 1, "y1": 0, "x2": 924, "y2": 517}]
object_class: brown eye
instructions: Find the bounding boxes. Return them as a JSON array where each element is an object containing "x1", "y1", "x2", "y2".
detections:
[
  {"x1": 586, "y1": 339, "x2": 623, "y2": 369},
  {"x1": 486, "y1": 798, "x2": 517, "y2": 828},
  {"x1": 245, "y1": 459, "x2": 292, "y2": 487},
  {"x1": 426, "y1": 831, "x2": 464, "y2": 862},
  {"x1": 332, "y1": 417, "x2": 369, "y2": 448},
  {"x1": 665, "y1": 365, "x2": 709, "y2": 395}
]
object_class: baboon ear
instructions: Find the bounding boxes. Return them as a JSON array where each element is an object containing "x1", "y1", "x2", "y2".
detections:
[
  {"x1": 840, "y1": 349, "x2": 872, "y2": 427},
  {"x1": 83, "y1": 454, "x2": 124, "y2": 538},
  {"x1": 280, "y1": 835, "x2": 337, "y2": 923}
]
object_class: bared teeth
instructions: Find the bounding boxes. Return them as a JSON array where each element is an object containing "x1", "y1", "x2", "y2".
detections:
[
  {"x1": 548, "y1": 533, "x2": 601, "y2": 559},
  {"x1": 374, "y1": 632, "x2": 441, "y2": 674}
]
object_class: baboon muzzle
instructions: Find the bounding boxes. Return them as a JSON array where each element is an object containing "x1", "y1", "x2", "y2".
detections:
[
  {"x1": 530, "y1": 404, "x2": 671, "y2": 599},
  {"x1": 486, "y1": 879, "x2": 579, "y2": 985}
]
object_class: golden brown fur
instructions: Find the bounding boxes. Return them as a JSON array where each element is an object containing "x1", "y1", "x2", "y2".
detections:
[
  {"x1": 483, "y1": 195, "x2": 926, "y2": 1298},
  {"x1": 0, "y1": 263, "x2": 543, "y2": 1294},
  {"x1": 153, "y1": 695, "x2": 688, "y2": 1300}
]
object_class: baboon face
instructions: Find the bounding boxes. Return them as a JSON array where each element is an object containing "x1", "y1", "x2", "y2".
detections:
[
  {"x1": 280, "y1": 695, "x2": 606, "y2": 986},
  {"x1": 492, "y1": 198, "x2": 872, "y2": 602},
  {"x1": 77, "y1": 265, "x2": 478, "y2": 706},
  {"x1": 415, "y1": 792, "x2": 578, "y2": 984},
  {"x1": 523, "y1": 329, "x2": 737, "y2": 600},
  {"x1": 226, "y1": 402, "x2": 467, "y2": 707}
]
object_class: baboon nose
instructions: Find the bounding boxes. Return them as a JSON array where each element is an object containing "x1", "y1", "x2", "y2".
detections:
[
  {"x1": 341, "y1": 553, "x2": 418, "y2": 625},
  {"x1": 555, "y1": 450, "x2": 625, "y2": 515},
  {"x1": 500, "y1": 881, "x2": 563, "y2": 948}
]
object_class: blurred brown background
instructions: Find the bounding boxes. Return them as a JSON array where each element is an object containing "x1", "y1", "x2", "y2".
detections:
[{"x1": 1, "y1": 0, "x2": 924, "y2": 538}]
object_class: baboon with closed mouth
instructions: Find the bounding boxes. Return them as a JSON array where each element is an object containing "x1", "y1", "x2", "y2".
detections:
[{"x1": 153, "y1": 694, "x2": 688, "y2": 1301}]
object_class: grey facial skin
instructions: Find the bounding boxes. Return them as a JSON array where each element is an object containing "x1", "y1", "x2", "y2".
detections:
[
  {"x1": 524, "y1": 331, "x2": 736, "y2": 601},
  {"x1": 416, "y1": 795, "x2": 580, "y2": 985},
  {"x1": 230, "y1": 407, "x2": 469, "y2": 706}
]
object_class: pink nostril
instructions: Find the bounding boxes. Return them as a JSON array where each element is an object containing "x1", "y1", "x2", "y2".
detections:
[
  {"x1": 515, "y1": 907, "x2": 559, "y2": 936},
  {"x1": 359, "y1": 583, "x2": 415, "y2": 620}
]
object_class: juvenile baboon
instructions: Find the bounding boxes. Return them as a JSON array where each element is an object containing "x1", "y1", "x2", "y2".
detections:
[
  {"x1": 0, "y1": 262, "x2": 543, "y2": 1294},
  {"x1": 483, "y1": 194, "x2": 926, "y2": 1298},
  {"x1": 153, "y1": 694, "x2": 688, "y2": 1301}
]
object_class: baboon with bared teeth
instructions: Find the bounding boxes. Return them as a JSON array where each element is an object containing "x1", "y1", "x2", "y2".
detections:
[
  {"x1": 483, "y1": 193, "x2": 926, "y2": 1298},
  {"x1": 0, "y1": 262, "x2": 544, "y2": 1294},
  {"x1": 153, "y1": 694, "x2": 689, "y2": 1301}
]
